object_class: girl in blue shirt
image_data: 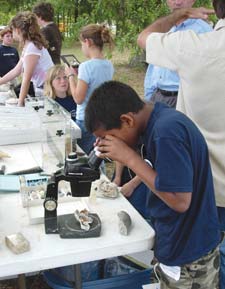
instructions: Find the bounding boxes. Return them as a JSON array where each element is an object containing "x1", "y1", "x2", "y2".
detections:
[{"x1": 66, "y1": 24, "x2": 114, "y2": 154}]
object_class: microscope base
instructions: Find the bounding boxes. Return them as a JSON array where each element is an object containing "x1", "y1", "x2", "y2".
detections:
[{"x1": 58, "y1": 213, "x2": 101, "y2": 238}]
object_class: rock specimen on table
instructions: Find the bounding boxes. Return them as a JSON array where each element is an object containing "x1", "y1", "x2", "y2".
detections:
[
  {"x1": 74, "y1": 209, "x2": 93, "y2": 231},
  {"x1": 117, "y1": 210, "x2": 132, "y2": 236},
  {"x1": 0, "y1": 150, "x2": 10, "y2": 159},
  {"x1": 91, "y1": 178, "x2": 119, "y2": 199},
  {"x1": 5, "y1": 232, "x2": 30, "y2": 254}
]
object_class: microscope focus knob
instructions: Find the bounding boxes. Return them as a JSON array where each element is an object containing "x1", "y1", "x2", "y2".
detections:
[{"x1": 44, "y1": 198, "x2": 57, "y2": 211}]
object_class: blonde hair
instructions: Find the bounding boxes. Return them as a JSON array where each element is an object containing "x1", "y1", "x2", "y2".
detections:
[
  {"x1": 44, "y1": 65, "x2": 71, "y2": 99},
  {"x1": 80, "y1": 24, "x2": 114, "y2": 50},
  {"x1": 10, "y1": 11, "x2": 47, "y2": 49}
]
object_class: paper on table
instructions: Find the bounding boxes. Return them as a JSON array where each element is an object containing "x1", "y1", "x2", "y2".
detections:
[
  {"x1": 0, "y1": 175, "x2": 20, "y2": 192},
  {"x1": 0, "y1": 143, "x2": 42, "y2": 175}
]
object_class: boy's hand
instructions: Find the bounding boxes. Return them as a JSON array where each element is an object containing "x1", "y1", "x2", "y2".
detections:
[
  {"x1": 121, "y1": 182, "x2": 135, "y2": 197},
  {"x1": 112, "y1": 176, "x2": 121, "y2": 186},
  {"x1": 96, "y1": 135, "x2": 138, "y2": 166},
  {"x1": 121, "y1": 175, "x2": 142, "y2": 197}
]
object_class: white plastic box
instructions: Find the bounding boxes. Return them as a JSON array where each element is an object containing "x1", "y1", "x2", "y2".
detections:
[
  {"x1": 37, "y1": 97, "x2": 81, "y2": 174},
  {"x1": 0, "y1": 107, "x2": 42, "y2": 145}
]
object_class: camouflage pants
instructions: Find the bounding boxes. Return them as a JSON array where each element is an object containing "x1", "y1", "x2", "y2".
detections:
[{"x1": 155, "y1": 246, "x2": 220, "y2": 289}]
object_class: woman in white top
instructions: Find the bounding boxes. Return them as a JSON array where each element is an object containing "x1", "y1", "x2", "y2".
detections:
[{"x1": 0, "y1": 11, "x2": 53, "y2": 106}]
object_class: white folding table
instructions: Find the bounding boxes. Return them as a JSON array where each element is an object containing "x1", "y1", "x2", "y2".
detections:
[{"x1": 0, "y1": 192, "x2": 155, "y2": 288}]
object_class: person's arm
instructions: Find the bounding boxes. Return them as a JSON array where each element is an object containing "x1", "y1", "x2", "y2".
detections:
[
  {"x1": 113, "y1": 161, "x2": 142, "y2": 198},
  {"x1": 0, "y1": 59, "x2": 22, "y2": 85},
  {"x1": 125, "y1": 150, "x2": 191, "y2": 212},
  {"x1": 137, "y1": 7, "x2": 214, "y2": 49},
  {"x1": 120, "y1": 176, "x2": 142, "y2": 198},
  {"x1": 69, "y1": 78, "x2": 88, "y2": 105},
  {"x1": 97, "y1": 135, "x2": 192, "y2": 213},
  {"x1": 65, "y1": 66, "x2": 88, "y2": 105},
  {"x1": 15, "y1": 50, "x2": 20, "y2": 64},
  {"x1": 18, "y1": 54, "x2": 39, "y2": 106},
  {"x1": 113, "y1": 161, "x2": 124, "y2": 186}
]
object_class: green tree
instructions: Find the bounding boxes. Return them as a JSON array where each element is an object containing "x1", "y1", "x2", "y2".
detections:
[{"x1": 1, "y1": 0, "x2": 214, "y2": 55}]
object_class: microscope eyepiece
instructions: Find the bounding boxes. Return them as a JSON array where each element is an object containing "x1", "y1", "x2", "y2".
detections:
[{"x1": 88, "y1": 148, "x2": 103, "y2": 170}]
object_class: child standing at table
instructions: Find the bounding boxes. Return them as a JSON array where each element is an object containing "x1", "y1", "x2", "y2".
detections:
[
  {"x1": 85, "y1": 81, "x2": 221, "y2": 289},
  {"x1": 0, "y1": 27, "x2": 19, "y2": 77},
  {"x1": 65, "y1": 24, "x2": 114, "y2": 154}
]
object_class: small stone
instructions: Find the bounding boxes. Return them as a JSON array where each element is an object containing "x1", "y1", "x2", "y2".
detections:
[
  {"x1": 5, "y1": 233, "x2": 30, "y2": 254},
  {"x1": 117, "y1": 211, "x2": 132, "y2": 236}
]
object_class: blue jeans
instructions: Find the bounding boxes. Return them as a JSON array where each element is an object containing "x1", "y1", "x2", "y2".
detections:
[
  {"x1": 217, "y1": 207, "x2": 225, "y2": 289},
  {"x1": 76, "y1": 119, "x2": 96, "y2": 155}
]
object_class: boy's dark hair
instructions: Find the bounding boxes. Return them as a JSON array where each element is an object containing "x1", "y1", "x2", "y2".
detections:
[
  {"x1": 213, "y1": 0, "x2": 225, "y2": 19},
  {"x1": 33, "y1": 2, "x2": 54, "y2": 22},
  {"x1": 85, "y1": 81, "x2": 145, "y2": 133}
]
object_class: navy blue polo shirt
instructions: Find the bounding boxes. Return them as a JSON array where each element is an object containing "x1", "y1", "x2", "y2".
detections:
[
  {"x1": 143, "y1": 103, "x2": 220, "y2": 266},
  {"x1": 0, "y1": 45, "x2": 19, "y2": 77},
  {"x1": 55, "y1": 95, "x2": 77, "y2": 121}
]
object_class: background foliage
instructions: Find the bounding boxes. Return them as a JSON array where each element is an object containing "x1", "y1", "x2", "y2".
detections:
[{"x1": 1, "y1": 0, "x2": 213, "y2": 54}]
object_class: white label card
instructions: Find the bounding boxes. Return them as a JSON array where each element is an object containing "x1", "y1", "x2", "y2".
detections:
[{"x1": 142, "y1": 283, "x2": 160, "y2": 289}]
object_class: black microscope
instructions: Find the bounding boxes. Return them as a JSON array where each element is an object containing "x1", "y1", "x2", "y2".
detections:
[{"x1": 44, "y1": 150, "x2": 103, "y2": 238}]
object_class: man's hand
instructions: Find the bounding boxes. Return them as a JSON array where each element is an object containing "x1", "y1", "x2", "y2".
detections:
[
  {"x1": 137, "y1": 6, "x2": 214, "y2": 50},
  {"x1": 186, "y1": 7, "x2": 214, "y2": 20}
]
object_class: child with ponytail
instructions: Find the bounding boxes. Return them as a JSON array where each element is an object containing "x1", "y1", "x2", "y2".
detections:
[{"x1": 66, "y1": 24, "x2": 114, "y2": 154}]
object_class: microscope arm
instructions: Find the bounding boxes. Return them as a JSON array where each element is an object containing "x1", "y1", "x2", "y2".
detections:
[
  {"x1": 44, "y1": 155, "x2": 101, "y2": 234},
  {"x1": 44, "y1": 173, "x2": 60, "y2": 234}
]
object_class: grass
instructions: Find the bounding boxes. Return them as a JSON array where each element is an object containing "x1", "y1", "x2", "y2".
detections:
[{"x1": 62, "y1": 42, "x2": 146, "y2": 98}]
